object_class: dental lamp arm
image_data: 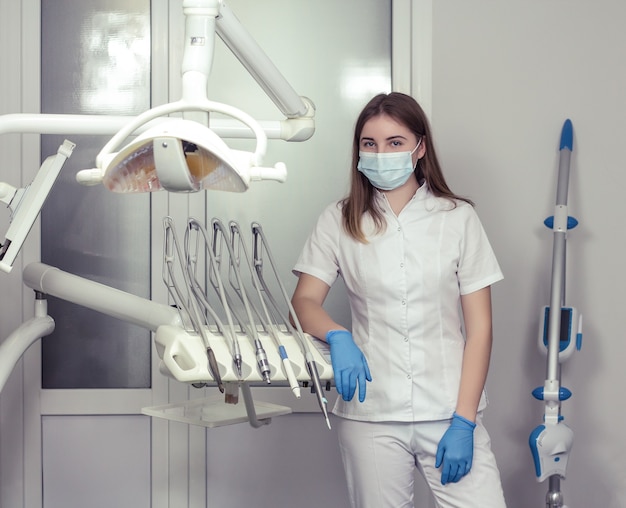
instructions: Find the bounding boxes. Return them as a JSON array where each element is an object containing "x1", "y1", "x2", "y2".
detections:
[
  {"x1": 0, "y1": 113, "x2": 310, "y2": 141},
  {"x1": 0, "y1": 114, "x2": 155, "y2": 136},
  {"x1": 215, "y1": 2, "x2": 312, "y2": 119}
]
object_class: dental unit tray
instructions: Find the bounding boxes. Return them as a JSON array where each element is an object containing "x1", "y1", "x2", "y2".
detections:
[
  {"x1": 144, "y1": 328, "x2": 332, "y2": 428},
  {"x1": 144, "y1": 216, "x2": 335, "y2": 429},
  {"x1": 153, "y1": 324, "x2": 332, "y2": 385}
]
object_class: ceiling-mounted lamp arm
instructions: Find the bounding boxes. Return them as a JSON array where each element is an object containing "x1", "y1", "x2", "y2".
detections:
[
  {"x1": 215, "y1": 2, "x2": 313, "y2": 119},
  {"x1": 181, "y1": 0, "x2": 220, "y2": 105}
]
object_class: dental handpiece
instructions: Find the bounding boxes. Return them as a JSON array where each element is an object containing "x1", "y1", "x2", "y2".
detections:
[
  {"x1": 279, "y1": 345, "x2": 301, "y2": 398},
  {"x1": 306, "y1": 353, "x2": 331, "y2": 429},
  {"x1": 255, "y1": 341, "x2": 271, "y2": 384},
  {"x1": 233, "y1": 351, "x2": 243, "y2": 379},
  {"x1": 164, "y1": 217, "x2": 224, "y2": 392},
  {"x1": 206, "y1": 347, "x2": 224, "y2": 393}
]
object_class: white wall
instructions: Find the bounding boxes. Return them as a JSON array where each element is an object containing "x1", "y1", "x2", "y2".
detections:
[{"x1": 429, "y1": 2, "x2": 626, "y2": 507}]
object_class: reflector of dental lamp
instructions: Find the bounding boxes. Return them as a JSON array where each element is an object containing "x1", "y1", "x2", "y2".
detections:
[
  {"x1": 100, "y1": 119, "x2": 247, "y2": 193},
  {"x1": 77, "y1": 102, "x2": 288, "y2": 193}
]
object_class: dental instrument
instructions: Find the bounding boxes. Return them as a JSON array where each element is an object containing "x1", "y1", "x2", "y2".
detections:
[
  {"x1": 211, "y1": 218, "x2": 271, "y2": 384},
  {"x1": 185, "y1": 218, "x2": 243, "y2": 382},
  {"x1": 196, "y1": 218, "x2": 243, "y2": 379},
  {"x1": 185, "y1": 219, "x2": 242, "y2": 396},
  {"x1": 251, "y1": 222, "x2": 332, "y2": 429},
  {"x1": 164, "y1": 218, "x2": 198, "y2": 332},
  {"x1": 229, "y1": 220, "x2": 301, "y2": 398},
  {"x1": 529, "y1": 119, "x2": 582, "y2": 508},
  {"x1": 163, "y1": 217, "x2": 224, "y2": 392}
]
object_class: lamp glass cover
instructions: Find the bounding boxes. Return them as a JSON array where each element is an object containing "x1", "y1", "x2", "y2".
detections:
[{"x1": 102, "y1": 120, "x2": 248, "y2": 193}]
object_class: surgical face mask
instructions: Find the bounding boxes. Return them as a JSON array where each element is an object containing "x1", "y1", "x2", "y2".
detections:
[{"x1": 357, "y1": 139, "x2": 422, "y2": 190}]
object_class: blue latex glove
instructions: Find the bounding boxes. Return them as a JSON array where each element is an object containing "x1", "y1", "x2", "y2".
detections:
[
  {"x1": 435, "y1": 412, "x2": 476, "y2": 485},
  {"x1": 326, "y1": 330, "x2": 372, "y2": 402}
]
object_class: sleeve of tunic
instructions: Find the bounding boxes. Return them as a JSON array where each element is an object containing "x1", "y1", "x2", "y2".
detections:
[
  {"x1": 457, "y1": 204, "x2": 503, "y2": 295},
  {"x1": 292, "y1": 202, "x2": 343, "y2": 288}
]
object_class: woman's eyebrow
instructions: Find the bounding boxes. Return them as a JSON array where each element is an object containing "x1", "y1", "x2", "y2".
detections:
[{"x1": 360, "y1": 135, "x2": 408, "y2": 142}]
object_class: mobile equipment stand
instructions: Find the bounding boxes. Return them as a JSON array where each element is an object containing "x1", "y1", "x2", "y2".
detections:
[{"x1": 529, "y1": 119, "x2": 582, "y2": 508}]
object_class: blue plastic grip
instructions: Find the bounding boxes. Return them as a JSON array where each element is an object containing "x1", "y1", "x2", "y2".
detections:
[
  {"x1": 529, "y1": 425, "x2": 545, "y2": 477},
  {"x1": 560, "y1": 119, "x2": 573, "y2": 151},
  {"x1": 278, "y1": 345, "x2": 288, "y2": 360},
  {"x1": 531, "y1": 386, "x2": 572, "y2": 401},
  {"x1": 544, "y1": 216, "x2": 578, "y2": 229}
]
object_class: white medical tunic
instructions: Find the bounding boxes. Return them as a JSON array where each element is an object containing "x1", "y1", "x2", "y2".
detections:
[{"x1": 293, "y1": 184, "x2": 503, "y2": 422}]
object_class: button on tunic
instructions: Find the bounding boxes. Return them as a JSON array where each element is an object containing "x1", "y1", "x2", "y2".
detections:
[{"x1": 293, "y1": 185, "x2": 503, "y2": 422}]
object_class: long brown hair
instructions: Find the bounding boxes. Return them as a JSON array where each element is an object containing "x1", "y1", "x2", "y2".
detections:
[{"x1": 341, "y1": 92, "x2": 472, "y2": 243}]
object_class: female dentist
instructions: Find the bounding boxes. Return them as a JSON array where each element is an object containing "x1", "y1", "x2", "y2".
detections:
[{"x1": 291, "y1": 92, "x2": 507, "y2": 508}]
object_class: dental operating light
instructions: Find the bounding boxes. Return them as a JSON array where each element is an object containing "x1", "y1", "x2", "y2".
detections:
[
  {"x1": 75, "y1": 0, "x2": 311, "y2": 193},
  {"x1": 97, "y1": 118, "x2": 251, "y2": 193},
  {"x1": 2, "y1": 0, "x2": 314, "y2": 199},
  {"x1": 78, "y1": 104, "x2": 287, "y2": 193}
]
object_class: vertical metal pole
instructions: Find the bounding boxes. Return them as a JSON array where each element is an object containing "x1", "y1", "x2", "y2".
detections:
[{"x1": 544, "y1": 119, "x2": 573, "y2": 507}]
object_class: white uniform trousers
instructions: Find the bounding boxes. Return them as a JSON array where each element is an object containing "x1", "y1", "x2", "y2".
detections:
[{"x1": 336, "y1": 414, "x2": 507, "y2": 508}]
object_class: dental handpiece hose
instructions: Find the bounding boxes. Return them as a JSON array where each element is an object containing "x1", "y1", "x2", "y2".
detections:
[
  {"x1": 249, "y1": 223, "x2": 313, "y2": 403},
  {"x1": 217, "y1": 218, "x2": 272, "y2": 383}
]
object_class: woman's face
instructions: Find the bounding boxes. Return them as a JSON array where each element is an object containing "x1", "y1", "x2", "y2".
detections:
[{"x1": 359, "y1": 114, "x2": 425, "y2": 166}]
